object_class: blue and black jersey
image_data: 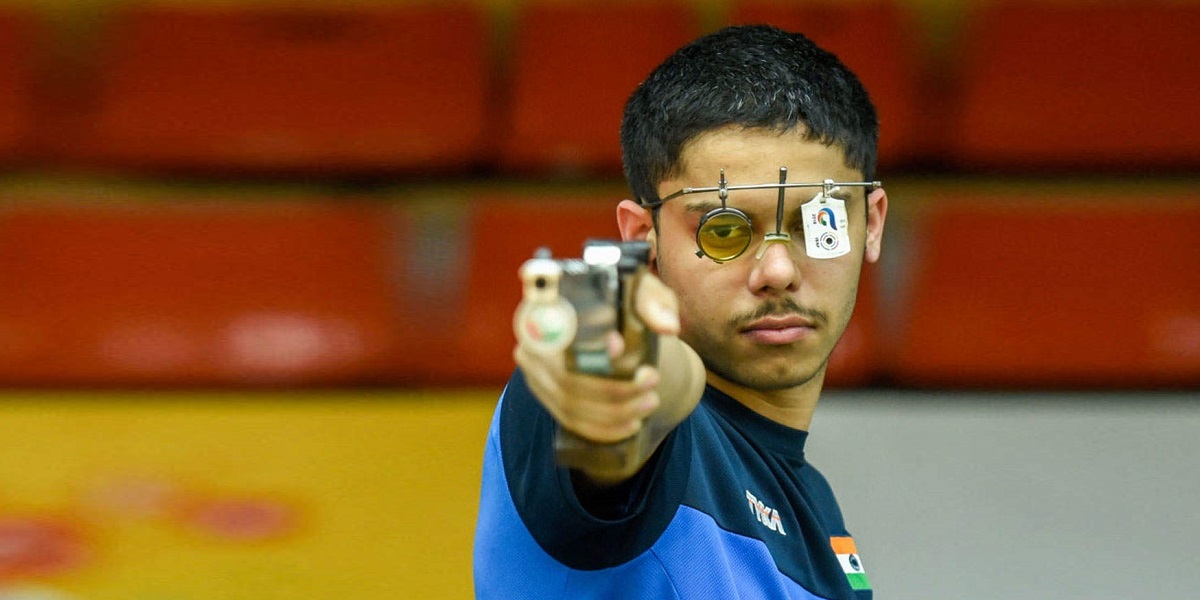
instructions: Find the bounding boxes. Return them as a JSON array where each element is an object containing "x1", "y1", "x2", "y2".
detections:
[{"x1": 474, "y1": 370, "x2": 872, "y2": 600}]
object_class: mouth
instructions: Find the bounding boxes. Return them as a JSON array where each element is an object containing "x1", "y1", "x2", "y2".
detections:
[{"x1": 738, "y1": 314, "x2": 817, "y2": 345}]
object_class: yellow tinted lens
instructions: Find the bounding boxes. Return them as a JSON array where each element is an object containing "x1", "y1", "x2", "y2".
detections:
[{"x1": 698, "y1": 211, "x2": 752, "y2": 261}]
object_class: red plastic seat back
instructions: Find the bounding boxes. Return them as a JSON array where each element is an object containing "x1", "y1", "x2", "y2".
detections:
[
  {"x1": 61, "y1": 4, "x2": 490, "y2": 174},
  {"x1": 0, "y1": 199, "x2": 411, "y2": 386},
  {"x1": 891, "y1": 195, "x2": 1200, "y2": 388},
  {"x1": 948, "y1": 2, "x2": 1200, "y2": 170},
  {"x1": 0, "y1": 8, "x2": 39, "y2": 162},
  {"x1": 499, "y1": 2, "x2": 699, "y2": 175}
]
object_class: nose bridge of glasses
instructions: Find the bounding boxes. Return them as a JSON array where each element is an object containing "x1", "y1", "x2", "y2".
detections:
[{"x1": 754, "y1": 230, "x2": 795, "y2": 261}]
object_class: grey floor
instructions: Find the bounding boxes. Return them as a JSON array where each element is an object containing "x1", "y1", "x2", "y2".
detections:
[{"x1": 805, "y1": 390, "x2": 1200, "y2": 600}]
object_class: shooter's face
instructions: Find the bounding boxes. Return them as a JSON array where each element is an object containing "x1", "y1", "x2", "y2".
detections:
[{"x1": 652, "y1": 126, "x2": 886, "y2": 394}]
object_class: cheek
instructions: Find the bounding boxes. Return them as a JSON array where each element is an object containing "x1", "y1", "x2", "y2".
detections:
[
  {"x1": 818, "y1": 263, "x2": 864, "y2": 315},
  {"x1": 672, "y1": 285, "x2": 723, "y2": 349},
  {"x1": 657, "y1": 255, "x2": 715, "y2": 323},
  {"x1": 671, "y1": 283, "x2": 707, "y2": 324},
  {"x1": 665, "y1": 267, "x2": 747, "y2": 339}
]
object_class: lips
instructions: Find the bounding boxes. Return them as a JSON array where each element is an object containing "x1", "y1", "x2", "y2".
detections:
[{"x1": 739, "y1": 314, "x2": 816, "y2": 345}]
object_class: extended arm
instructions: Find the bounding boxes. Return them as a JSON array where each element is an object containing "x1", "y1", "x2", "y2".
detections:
[{"x1": 514, "y1": 272, "x2": 706, "y2": 486}]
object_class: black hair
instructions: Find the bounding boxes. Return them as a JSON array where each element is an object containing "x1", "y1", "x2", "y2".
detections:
[{"x1": 621, "y1": 25, "x2": 879, "y2": 205}]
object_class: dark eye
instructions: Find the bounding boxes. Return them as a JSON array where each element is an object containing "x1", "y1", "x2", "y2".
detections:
[
  {"x1": 709, "y1": 224, "x2": 739, "y2": 238},
  {"x1": 698, "y1": 212, "x2": 753, "y2": 260}
]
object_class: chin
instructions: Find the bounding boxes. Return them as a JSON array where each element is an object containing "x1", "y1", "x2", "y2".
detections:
[
  {"x1": 691, "y1": 334, "x2": 832, "y2": 392},
  {"x1": 717, "y1": 360, "x2": 827, "y2": 392}
]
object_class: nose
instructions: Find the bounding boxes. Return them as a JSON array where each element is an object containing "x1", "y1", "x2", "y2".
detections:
[{"x1": 747, "y1": 237, "x2": 799, "y2": 293}]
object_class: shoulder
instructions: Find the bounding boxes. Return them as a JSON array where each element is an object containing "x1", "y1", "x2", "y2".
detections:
[{"x1": 798, "y1": 459, "x2": 850, "y2": 533}]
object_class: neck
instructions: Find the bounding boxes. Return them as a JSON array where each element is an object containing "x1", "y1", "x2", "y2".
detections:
[{"x1": 705, "y1": 368, "x2": 825, "y2": 431}]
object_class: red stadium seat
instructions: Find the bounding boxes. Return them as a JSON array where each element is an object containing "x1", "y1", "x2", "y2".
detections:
[
  {"x1": 0, "y1": 198, "x2": 414, "y2": 386},
  {"x1": 56, "y1": 3, "x2": 490, "y2": 175},
  {"x1": 417, "y1": 192, "x2": 622, "y2": 384},
  {"x1": 0, "y1": 8, "x2": 40, "y2": 163},
  {"x1": 947, "y1": 2, "x2": 1200, "y2": 171},
  {"x1": 727, "y1": 1, "x2": 925, "y2": 169},
  {"x1": 890, "y1": 194, "x2": 1200, "y2": 388},
  {"x1": 498, "y1": 2, "x2": 699, "y2": 175}
]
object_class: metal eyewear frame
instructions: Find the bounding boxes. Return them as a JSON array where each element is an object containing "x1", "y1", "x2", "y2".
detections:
[{"x1": 641, "y1": 167, "x2": 882, "y2": 262}]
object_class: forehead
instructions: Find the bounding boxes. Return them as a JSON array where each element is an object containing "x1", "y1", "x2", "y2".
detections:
[{"x1": 665, "y1": 126, "x2": 861, "y2": 195}]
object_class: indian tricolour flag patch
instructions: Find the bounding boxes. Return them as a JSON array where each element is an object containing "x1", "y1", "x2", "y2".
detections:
[{"x1": 830, "y1": 536, "x2": 871, "y2": 591}]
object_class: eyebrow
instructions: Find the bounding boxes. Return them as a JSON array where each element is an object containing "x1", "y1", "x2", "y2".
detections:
[{"x1": 683, "y1": 198, "x2": 721, "y2": 214}]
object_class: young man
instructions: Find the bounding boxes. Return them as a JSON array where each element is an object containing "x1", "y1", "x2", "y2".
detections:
[{"x1": 475, "y1": 25, "x2": 887, "y2": 599}]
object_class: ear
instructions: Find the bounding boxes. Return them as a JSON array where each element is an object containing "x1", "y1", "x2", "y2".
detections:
[
  {"x1": 617, "y1": 198, "x2": 655, "y2": 241},
  {"x1": 617, "y1": 199, "x2": 659, "y2": 270},
  {"x1": 864, "y1": 187, "x2": 888, "y2": 264}
]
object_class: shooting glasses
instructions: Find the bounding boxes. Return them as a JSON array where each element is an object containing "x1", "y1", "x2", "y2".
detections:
[{"x1": 640, "y1": 167, "x2": 881, "y2": 263}]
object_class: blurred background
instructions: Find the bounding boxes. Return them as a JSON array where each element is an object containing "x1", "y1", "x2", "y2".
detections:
[{"x1": 0, "y1": 0, "x2": 1195, "y2": 598}]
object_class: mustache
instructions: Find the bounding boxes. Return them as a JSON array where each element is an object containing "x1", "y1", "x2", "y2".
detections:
[{"x1": 731, "y1": 298, "x2": 828, "y2": 329}]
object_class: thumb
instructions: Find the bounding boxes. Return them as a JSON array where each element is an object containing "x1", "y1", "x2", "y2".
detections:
[{"x1": 633, "y1": 272, "x2": 680, "y2": 336}]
